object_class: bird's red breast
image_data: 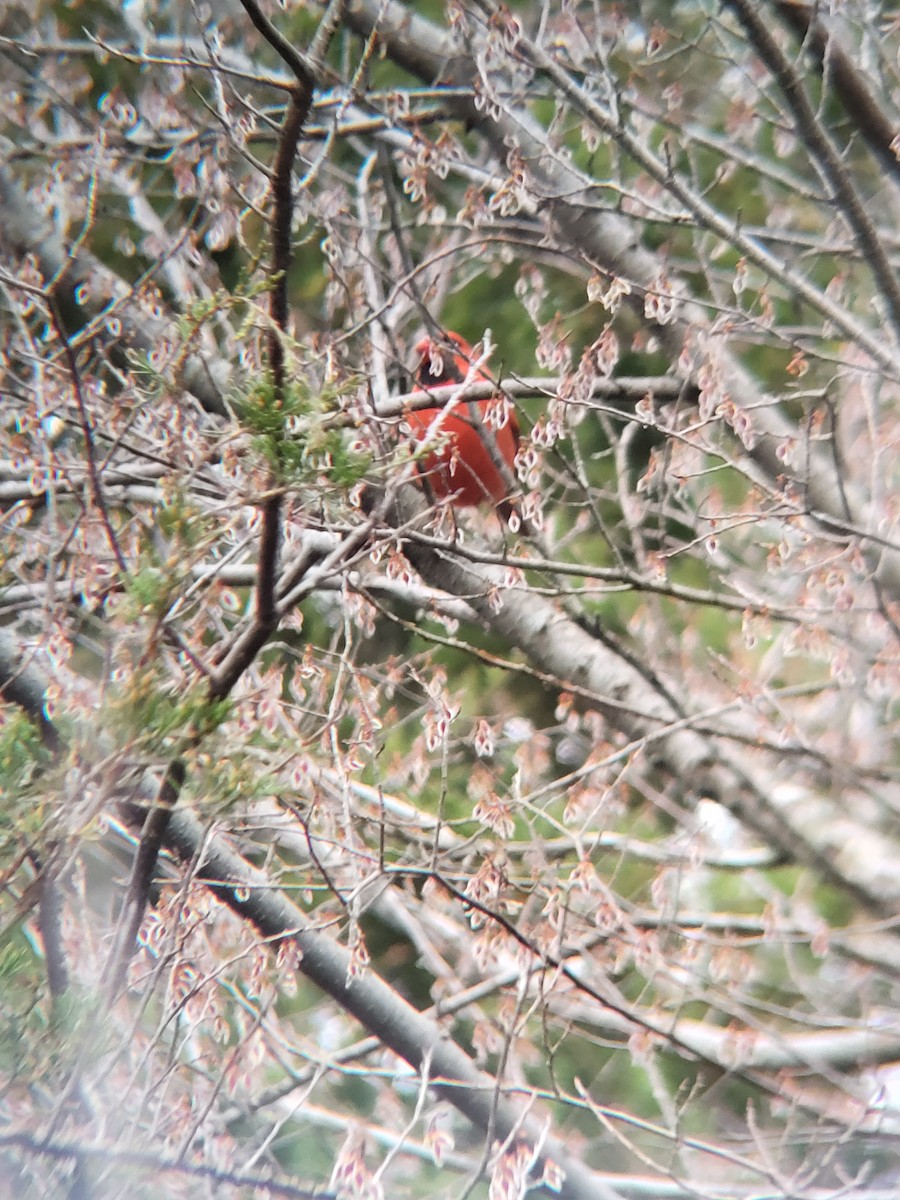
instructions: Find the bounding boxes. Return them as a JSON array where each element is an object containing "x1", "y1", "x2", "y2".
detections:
[{"x1": 407, "y1": 332, "x2": 519, "y2": 513}]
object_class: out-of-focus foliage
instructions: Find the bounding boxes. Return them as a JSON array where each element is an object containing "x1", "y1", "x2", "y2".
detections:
[{"x1": 1, "y1": 0, "x2": 899, "y2": 1197}]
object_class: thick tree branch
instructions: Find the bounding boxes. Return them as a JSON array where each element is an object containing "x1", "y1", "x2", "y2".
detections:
[
  {"x1": 161, "y1": 806, "x2": 627, "y2": 1200},
  {"x1": 372, "y1": 483, "x2": 900, "y2": 921},
  {"x1": 0, "y1": 165, "x2": 229, "y2": 417}
]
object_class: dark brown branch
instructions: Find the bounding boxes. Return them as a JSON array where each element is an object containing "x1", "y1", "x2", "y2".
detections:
[
  {"x1": 724, "y1": 0, "x2": 900, "y2": 344},
  {"x1": 237, "y1": 0, "x2": 319, "y2": 628},
  {"x1": 256, "y1": 84, "x2": 311, "y2": 630},
  {"x1": 110, "y1": 1, "x2": 322, "y2": 993},
  {"x1": 238, "y1": 0, "x2": 316, "y2": 93},
  {"x1": 774, "y1": 0, "x2": 900, "y2": 186},
  {"x1": 48, "y1": 298, "x2": 128, "y2": 576},
  {"x1": 102, "y1": 759, "x2": 186, "y2": 997}
]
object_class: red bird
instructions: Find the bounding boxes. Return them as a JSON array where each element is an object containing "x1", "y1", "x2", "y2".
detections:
[{"x1": 407, "y1": 332, "x2": 519, "y2": 517}]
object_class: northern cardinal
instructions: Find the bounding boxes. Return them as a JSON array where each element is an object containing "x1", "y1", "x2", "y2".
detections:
[{"x1": 407, "y1": 332, "x2": 519, "y2": 518}]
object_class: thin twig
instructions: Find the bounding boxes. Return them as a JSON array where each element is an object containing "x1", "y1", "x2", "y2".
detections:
[{"x1": 47, "y1": 299, "x2": 127, "y2": 575}]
